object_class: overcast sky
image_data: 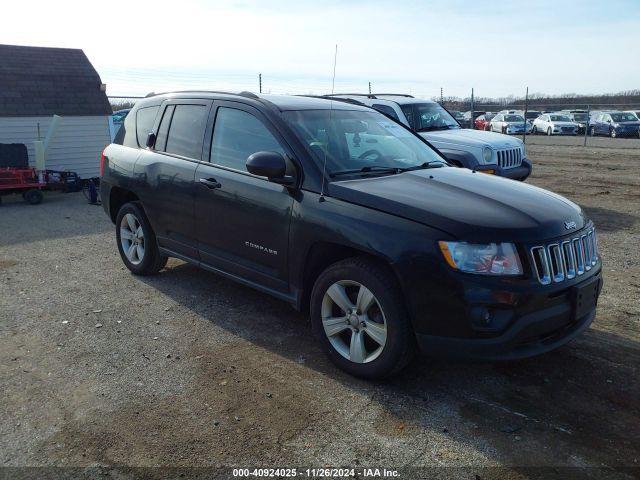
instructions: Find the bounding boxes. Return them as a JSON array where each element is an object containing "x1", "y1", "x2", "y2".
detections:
[{"x1": 4, "y1": 0, "x2": 639, "y2": 99}]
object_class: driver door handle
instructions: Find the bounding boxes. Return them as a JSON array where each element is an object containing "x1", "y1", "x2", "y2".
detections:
[{"x1": 199, "y1": 177, "x2": 222, "y2": 189}]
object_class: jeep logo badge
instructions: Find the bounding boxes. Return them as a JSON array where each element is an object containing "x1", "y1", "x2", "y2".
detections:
[{"x1": 564, "y1": 220, "x2": 577, "y2": 230}]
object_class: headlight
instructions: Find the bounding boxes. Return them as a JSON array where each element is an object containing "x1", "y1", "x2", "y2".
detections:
[
  {"x1": 438, "y1": 241, "x2": 523, "y2": 276},
  {"x1": 482, "y1": 147, "x2": 493, "y2": 162}
]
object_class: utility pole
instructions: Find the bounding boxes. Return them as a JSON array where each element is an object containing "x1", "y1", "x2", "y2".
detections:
[
  {"x1": 440, "y1": 87, "x2": 443, "y2": 104},
  {"x1": 368, "y1": 82, "x2": 371, "y2": 95},
  {"x1": 522, "y1": 86, "x2": 529, "y2": 144},
  {"x1": 584, "y1": 104, "x2": 590, "y2": 147},
  {"x1": 470, "y1": 88, "x2": 474, "y2": 129},
  {"x1": 259, "y1": 73, "x2": 262, "y2": 93}
]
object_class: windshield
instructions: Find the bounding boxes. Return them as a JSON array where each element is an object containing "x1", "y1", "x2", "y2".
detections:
[
  {"x1": 283, "y1": 109, "x2": 447, "y2": 177},
  {"x1": 611, "y1": 113, "x2": 638, "y2": 122},
  {"x1": 402, "y1": 103, "x2": 460, "y2": 132},
  {"x1": 504, "y1": 115, "x2": 525, "y2": 122},
  {"x1": 550, "y1": 115, "x2": 572, "y2": 122},
  {"x1": 572, "y1": 113, "x2": 588, "y2": 121}
]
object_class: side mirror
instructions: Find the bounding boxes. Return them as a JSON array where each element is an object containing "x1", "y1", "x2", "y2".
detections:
[
  {"x1": 246, "y1": 151, "x2": 295, "y2": 186},
  {"x1": 146, "y1": 132, "x2": 156, "y2": 149}
]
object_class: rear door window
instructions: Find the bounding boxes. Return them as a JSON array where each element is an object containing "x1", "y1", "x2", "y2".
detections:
[
  {"x1": 135, "y1": 106, "x2": 160, "y2": 147},
  {"x1": 164, "y1": 104, "x2": 209, "y2": 160}
]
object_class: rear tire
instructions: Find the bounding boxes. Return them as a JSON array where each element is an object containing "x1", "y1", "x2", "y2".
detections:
[
  {"x1": 23, "y1": 189, "x2": 43, "y2": 205},
  {"x1": 310, "y1": 257, "x2": 415, "y2": 379},
  {"x1": 115, "y1": 202, "x2": 167, "y2": 275}
]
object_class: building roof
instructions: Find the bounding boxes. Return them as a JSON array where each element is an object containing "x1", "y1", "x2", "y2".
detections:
[{"x1": 0, "y1": 44, "x2": 112, "y2": 117}]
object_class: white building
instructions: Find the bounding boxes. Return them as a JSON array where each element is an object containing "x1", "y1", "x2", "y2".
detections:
[{"x1": 0, "y1": 44, "x2": 112, "y2": 178}]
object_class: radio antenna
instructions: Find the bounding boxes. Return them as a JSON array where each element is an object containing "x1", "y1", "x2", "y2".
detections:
[{"x1": 319, "y1": 44, "x2": 338, "y2": 203}]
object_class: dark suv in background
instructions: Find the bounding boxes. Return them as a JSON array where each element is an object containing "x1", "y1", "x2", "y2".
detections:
[{"x1": 101, "y1": 91, "x2": 602, "y2": 379}]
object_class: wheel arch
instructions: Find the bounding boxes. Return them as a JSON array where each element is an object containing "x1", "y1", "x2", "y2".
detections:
[
  {"x1": 298, "y1": 241, "x2": 405, "y2": 315},
  {"x1": 108, "y1": 186, "x2": 140, "y2": 223}
]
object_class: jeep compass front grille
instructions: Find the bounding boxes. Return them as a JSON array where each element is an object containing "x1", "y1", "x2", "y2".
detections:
[
  {"x1": 497, "y1": 148, "x2": 522, "y2": 169},
  {"x1": 530, "y1": 227, "x2": 598, "y2": 285}
]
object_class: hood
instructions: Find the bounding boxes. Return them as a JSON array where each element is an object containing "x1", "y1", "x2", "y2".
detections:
[
  {"x1": 328, "y1": 167, "x2": 586, "y2": 243},
  {"x1": 419, "y1": 129, "x2": 523, "y2": 148}
]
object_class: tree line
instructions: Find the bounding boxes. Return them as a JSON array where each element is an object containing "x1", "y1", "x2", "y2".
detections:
[{"x1": 439, "y1": 90, "x2": 640, "y2": 110}]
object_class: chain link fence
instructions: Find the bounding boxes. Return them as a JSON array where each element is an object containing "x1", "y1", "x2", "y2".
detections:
[{"x1": 106, "y1": 80, "x2": 640, "y2": 147}]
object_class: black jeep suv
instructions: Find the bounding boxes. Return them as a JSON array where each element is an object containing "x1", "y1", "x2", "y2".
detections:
[{"x1": 101, "y1": 91, "x2": 602, "y2": 379}]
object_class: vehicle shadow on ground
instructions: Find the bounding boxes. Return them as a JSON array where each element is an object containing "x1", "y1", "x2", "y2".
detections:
[{"x1": 139, "y1": 261, "x2": 640, "y2": 472}]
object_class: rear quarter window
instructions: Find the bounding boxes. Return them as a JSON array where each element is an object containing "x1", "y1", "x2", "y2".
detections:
[
  {"x1": 372, "y1": 104, "x2": 400, "y2": 121},
  {"x1": 135, "y1": 106, "x2": 160, "y2": 147}
]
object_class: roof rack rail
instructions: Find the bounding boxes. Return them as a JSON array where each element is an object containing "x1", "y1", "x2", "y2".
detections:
[
  {"x1": 325, "y1": 93, "x2": 378, "y2": 99},
  {"x1": 297, "y1": 95, "x2": 369, "y2": 107},
  {"x1": 146, "y1": 90, "x2": 260, "y2": 99},
  {"x1": 325, "y1": 93, "x2": 415, "y2": 99},
  {"x1": 239, "y1": 91, "x2": 260, "y2": 99},
  {"x1": 372, "y1": 93, "x2": 414, "y2": 98}
]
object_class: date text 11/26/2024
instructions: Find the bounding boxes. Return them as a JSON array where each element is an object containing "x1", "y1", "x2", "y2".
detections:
[{"x1": 232, "y1": 468, "x2": 400, "y2": 477}]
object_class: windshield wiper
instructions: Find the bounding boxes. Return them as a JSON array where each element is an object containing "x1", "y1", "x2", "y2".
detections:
[
  {"x1": 331, "y1": 161, "x2": 445, "y2": 178},
  {"x1": 417, "y1": 125, "x2": 456, "y2": 132},
  {"x1": 398, "y1": 161, "x2": 445, "y2": 172},
  {"x1": 330, "y1": 166, "x2": 401, "y2": 178}
]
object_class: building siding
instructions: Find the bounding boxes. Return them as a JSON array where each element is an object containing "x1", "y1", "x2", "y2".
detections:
[{"x1": 0, "y1": 115, "x2": 110, "y2": 178}]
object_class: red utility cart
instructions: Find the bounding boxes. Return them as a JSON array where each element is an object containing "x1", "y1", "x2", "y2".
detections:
[{"x1": 0, "y1": 167, "x2": 45, "y2": 205}]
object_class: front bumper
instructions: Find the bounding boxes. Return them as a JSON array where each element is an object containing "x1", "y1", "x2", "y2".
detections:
[
  {"x1": 414, "y1": 269, "x2": 602, "y2": 361},
  {"x1": 475, "y1": 158, "x2": 532, "y2": 181}
]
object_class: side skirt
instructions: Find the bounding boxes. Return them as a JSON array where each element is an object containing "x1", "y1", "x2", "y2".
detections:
[{"x1": 158, "y1": 246, "x2": 300, "y2": 307}]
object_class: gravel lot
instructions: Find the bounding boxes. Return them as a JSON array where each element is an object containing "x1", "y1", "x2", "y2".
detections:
[{"x1": 1, "y1": 141, "x2": 639, "y2": 479}]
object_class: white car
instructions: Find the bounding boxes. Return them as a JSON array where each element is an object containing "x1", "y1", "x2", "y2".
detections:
[
  {"x1": 532, "y1": 113, "x2": 578, "y2": 135},
  {"x1": 489, "y1": 114, "x2": 532, "y2": 135}
]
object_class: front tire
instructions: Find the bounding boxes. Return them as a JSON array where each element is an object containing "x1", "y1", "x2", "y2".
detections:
[
  {"x1": 310, "y1": 257, "x2": 414, "y2": 379},
  {"x1": 115, "y1": 202, "x2": 167, "y2": 275},
  {"x1": 610, "y1": 128, "x2": 616, "y2": 138},
  {"x1": 547, "y1": 127, "x2": 552, "y2": 136},
  {"x1": 532, "y1": 125, "x2": 537, "y2": 135},
  {"x1": 590, "y1": 126, "x2": 596, "y2": 136}
]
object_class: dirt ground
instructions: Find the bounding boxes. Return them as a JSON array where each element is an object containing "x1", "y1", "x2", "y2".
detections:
[{"x1": 1, "y1": 139, "x2": 639, "y2": 479}]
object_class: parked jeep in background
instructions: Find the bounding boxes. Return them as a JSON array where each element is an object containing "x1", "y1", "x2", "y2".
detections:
[
  {"x1": 327, "y1": 94, "x2": 532, "y2": 181},
  {"x1": 100, "y1": 91, "x2": 601, "y2": 379}
]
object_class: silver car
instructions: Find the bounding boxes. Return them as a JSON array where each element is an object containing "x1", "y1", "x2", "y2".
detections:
[{"x1": 490, "y1": 114, "x2": 532, "y2": 135}]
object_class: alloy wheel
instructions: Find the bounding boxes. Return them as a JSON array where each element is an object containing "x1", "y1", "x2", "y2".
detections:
[
  {"x1": 120, "y1": 213, "x2": 145, "y2": 265},
  {"x1": 321, "y1": 280, "x2": 387, "y2": 364}
]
